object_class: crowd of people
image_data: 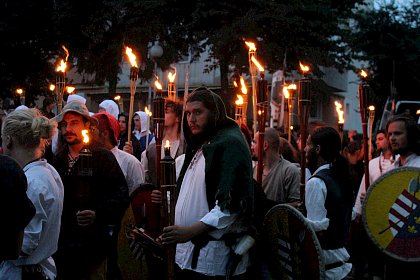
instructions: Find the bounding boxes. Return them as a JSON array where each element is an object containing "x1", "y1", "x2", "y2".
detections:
[{"x1": 0, "y1": 89, "x2": 419, "y2": 280}]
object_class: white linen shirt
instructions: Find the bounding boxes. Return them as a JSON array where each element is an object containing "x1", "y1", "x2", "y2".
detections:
[
  {"x1": 111, "y1": 146, "x2": 145, "y2": 195},
  {"x1": 387, "y1": 153, "x2": 420, "y2": 170},
  {"x1": 354, "y1": 154, "x2": 395, "y2": 215},
  {"x1": 174, "y1": 149, "x2": 248, "y2": 276},
  {"x1": 0, "y1": 160, "x2": 64, "y2": 280},
  {"x1": 305, "y1": 164, "x2": 352, "y2": 280}
]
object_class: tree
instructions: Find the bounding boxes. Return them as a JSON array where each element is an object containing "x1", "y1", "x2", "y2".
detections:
[
  {"x1": 349, "y1": 2, "x2": 420, "y2": 106},
  {"x1": 0, "y1": 0, "x2": 57, "y2": 105}
]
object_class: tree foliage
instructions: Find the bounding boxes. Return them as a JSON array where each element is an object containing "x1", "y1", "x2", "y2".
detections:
[{"x1": 349, "y1": 2, "x2": 420, "y2": 105}]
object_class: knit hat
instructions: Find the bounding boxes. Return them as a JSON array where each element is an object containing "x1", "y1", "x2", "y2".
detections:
[
  {"x1": 54, "y1": 100, "x2": 98, "y2": 126},
  {"x1": 93, "y1": 111, "x2": 119, "y2": 144}
]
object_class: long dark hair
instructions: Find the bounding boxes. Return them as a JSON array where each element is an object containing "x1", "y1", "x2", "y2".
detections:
[{"x1": 117, "y1": 112, "x2": 129, "y2": 136}]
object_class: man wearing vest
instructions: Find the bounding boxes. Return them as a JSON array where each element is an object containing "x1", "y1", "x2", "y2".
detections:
[{"x1": 304, "y1": 126, "x2": 353, "y2": 280}]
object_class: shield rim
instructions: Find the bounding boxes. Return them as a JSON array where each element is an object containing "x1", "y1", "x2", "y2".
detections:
[
  {"x1": 362, "y1": 166, "x2": 420, "y2": 263},
  {"x1": 263, "y1": 204, "x2": 326, "y2": 280}
]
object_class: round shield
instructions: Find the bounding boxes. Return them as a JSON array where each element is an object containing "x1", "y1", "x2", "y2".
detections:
[
  {"x1": 363, "y1": 167, "x2": 420, "y2": 262},
  {"x1": 263, "y1": 204, "x2": 325, "y2": 280}
]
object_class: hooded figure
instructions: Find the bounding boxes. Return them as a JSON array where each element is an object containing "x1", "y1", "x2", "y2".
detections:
[
  {"x1": 99, "y1": 100, "x2": 119, "y2": 120},
  {"x1": 161, "y1": 88, "x2": 254, "y2": 278},
  {"x1": 131, "y1": 111, "x2": 155, "y2": 161}
]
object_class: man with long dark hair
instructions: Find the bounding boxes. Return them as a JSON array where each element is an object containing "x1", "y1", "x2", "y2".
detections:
[
  {"x1": 159, "y1": 88, "x2": 254, "y2": 279},
  {"x1": 304, "y1": 126, "x2": 353, "y2": 279}
]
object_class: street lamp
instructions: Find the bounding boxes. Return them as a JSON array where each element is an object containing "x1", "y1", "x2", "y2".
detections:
[{"x1": 148, "y1": 41, "x2": 163, "y2": 108}]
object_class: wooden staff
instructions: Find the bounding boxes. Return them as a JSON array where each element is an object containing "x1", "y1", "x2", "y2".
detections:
[
  {"x1": 359, "y1": 70, "x2": 370, "y2": 191},
  {"x1": 298, "y1": 63, "x2": 311, "y2": 203},
  {"x1": 245, "y1": 41, "x2": 258, "y2": 135},
  {"x1": 153, "y1": 80, "x2": 165, "y2": 189},
  {"x1": 255, "y1": 72, "x2": 268, "y2": 185},
  {"x1": 368, "y1": 106, "x2": 375, "y2": 161},
  {"x1": 160, "y1": 142, "x2": 176, "y2": 280},
  {"x1": 127, "y1": 66, "x2": 139, "y2": 142}
]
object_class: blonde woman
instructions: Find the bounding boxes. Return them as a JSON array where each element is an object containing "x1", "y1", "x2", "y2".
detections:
[{"x1": 0, "y1": 109, "x2": 64, "y2": 280}]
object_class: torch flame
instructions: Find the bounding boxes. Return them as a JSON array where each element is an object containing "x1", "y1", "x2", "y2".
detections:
[
  {"x1": 283, "y1": 87, "x2": 290, "y2": 99},
  {"x1": 154, "y1": 79, "x2": 163, "y2": 90},
  {"x1": 62, "y1": 45, "x2": 69, "y2": 62},
  {"x1": 287, "y1": 84, "x2": 297, "y2": 90},
  {"x1": 82, "y1": 129, "x2": 89, "y2": 144},
  {"x1": 416, "y1": 109, "x2": 420, "y2": 115},
  {"x1": 49, "y1": 84, "x2": 55, "y2": 91},
  {"x1": 245, "y1": 41, "x2": 256, "y2": 52},
  {"x1": 258, "y1": 110, "x2": 262, "y2": 116},
  {"x1": 145, "y1": 107, "x2": 152, "y2": 117},
  {"x1": 233, "y1": 80, "x2": 238, "y2": 88},
  {"x1": 251, "y1": 56, "x2": 264, "y2": 72},
  {"x1": 299, "y1": 62, "x2": 310, "y2": 73},
  {"x1": 125, "y1": 47, "x2": 138, "y2": 68},
  {"x1": 66, "y1": 86, "x2": 75, "y2": 94},
  {"x1": 114, "y1": 95, "x2": 121, "y2": 101},
  {"x1": 360, "y1": 69, "x2": 368, "y2": 78},
  {"x1": 368, "y1": 105, "x2": 375, "y2": 111},
  {"x1": 164, "y1": 140, "x2": 171, "y2": 149},
  {"x1": 235, "y1": 95, "x2": 244, "y2": 105},
  {"x1": 334, "y1": 101, "x2": 345, "y2": 124},
  {"x1": 56, "y1": 59, "x2": 67, "y2": 73},
  {"x1": 168, "y1": 71, "x2": 176, "y2": 83},
  {"x1": 16, "y1": 88, "x2": 23, "y2": 95},
  {"x1": 240, "y1": 76, "x2": 247, "y2": 94}
]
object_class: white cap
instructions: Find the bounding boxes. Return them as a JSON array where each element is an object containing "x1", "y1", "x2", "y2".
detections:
[
  {"x1": 99, "y1": 99, "x2": 119, "y2": 119},
  {"x1": 15, "y1": 105, "x2": 29, "y2": 110},
  {"x1": 67, "y1": 94, "x2": 86, "y2": 104}
]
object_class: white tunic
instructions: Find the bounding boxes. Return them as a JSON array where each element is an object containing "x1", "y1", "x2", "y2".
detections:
[
  {"x1": 305, "y1": 164, "x2": 352, "y2": 280},
  {"x1": 354, "y1": 154, "x2": 395, "y2": 215},
  {"x1": 174, "y1": 149, "x2": 248, "y2": 276},
  {"x1": 0, "y1": 160, "x2": 64, "y2": 280},
  {"x1": 111, "y1": 146, "x2": 145, "y2": 195},
  {"x1": 387, "y1": 153, "x2": 420, "y2": 170}
]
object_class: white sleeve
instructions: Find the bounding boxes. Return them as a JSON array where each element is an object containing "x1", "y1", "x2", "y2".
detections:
[
  {"x1": 127, "y1": 157, "x2": 145, "y2": 195},
  {"x1": 305, "y1": 177, "x2": 329, "y2": 232},
  {"x1": 22, "y1": 181, "x2": 48, "y2": 255}
]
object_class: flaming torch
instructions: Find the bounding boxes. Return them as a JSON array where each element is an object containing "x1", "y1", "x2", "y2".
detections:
[
  {"x1": 125, "y1": 46, "x2": 139, "y2": 143},
  {"x1": 56, "y1": 45, "x2": 69, "y2": 114},
  {"x1": 76, "y1": 129, "x2": 93, "y2": 210},
  {"x1": 358, "y1": 69, "x2": 370, "y2": 191},
  {"x1": 145, "y1": 106, "x2": 152, "y2": 151},
  {"x1": 245, "y1": 41, "x2": 258, "y2": 135},
  {"x1": 114, "y1": 95, "x2": 123, "y2": 113},
  {"x1": 160, "y1": 139, "x2": 176, "y2": 280},
  {"x1": 368, "y1": 105, "x2": 375, "y2": 160},
  {"x1": 16, "y1": 88, "x2": 25, "y2": 106},
  {"x1": 334, "y1": 101, "x2": 345, "y2": 141},
  {"x1": 235, "y1": 95, "x2": 244, "y2": 125},
  {"x1": 283, "y1": 84, "x2": 297, "y2": 142},
  {"x1": 251, "y1": 56, "x2": 268, "y2": 185},
  {"x1": 153, "y1": 77, "x2": 165, "y2": 189},
  {"x1": 298, "y1": 62, "x2": 311, "y2": 202},
  {"x1": 167, "y1": 68, "x2": 177, "y2": 101}
]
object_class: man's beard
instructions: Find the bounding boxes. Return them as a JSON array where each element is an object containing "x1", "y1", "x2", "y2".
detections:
[
  {"x1": 392, "y1": 145, "x2": 409, "y2": 157},
  {"x1": 64, "y1": 133, "x2": 82, "y2": 146},
  {"x1": 251, "y1": 154, "x2": 258, "y2": 161},
  {"x1": 306, "y1": 149, "x2": 318, "y2": 174},
  {"x1": 189, "y1": 120, "x2": 215, "y2": 145}
]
